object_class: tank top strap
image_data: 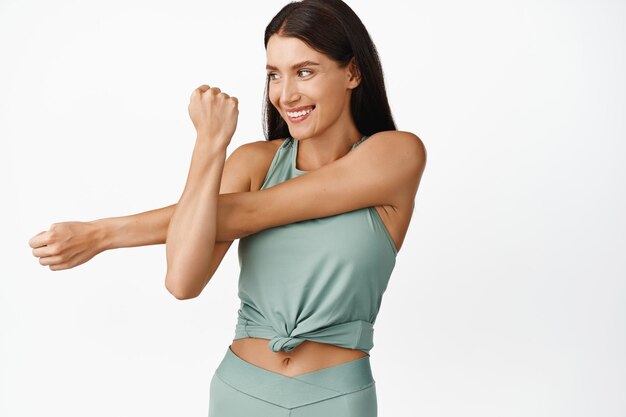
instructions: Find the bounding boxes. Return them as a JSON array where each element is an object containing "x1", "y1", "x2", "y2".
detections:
[
  {"x1": 351, "y1": 134, "x2": 370, "y2": 150},
  {"x1": 259, "y1": 138, "x2": 294, "y2": 190},
  {"x1": 284, "y1": 134, "x2": 370, "y2": 178}
]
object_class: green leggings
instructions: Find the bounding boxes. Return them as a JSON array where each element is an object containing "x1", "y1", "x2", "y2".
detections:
[{"x1": 208, "y1": 346, "x2": 377, "y2": 416}]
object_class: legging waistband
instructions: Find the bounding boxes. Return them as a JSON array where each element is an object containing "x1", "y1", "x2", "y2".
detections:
[{"x1": 214, "y1": 346, "x2": 375, "y2": 409}]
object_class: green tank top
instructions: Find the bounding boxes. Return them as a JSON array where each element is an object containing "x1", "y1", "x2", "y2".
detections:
[{"x1": 233, "y1": 135, "x2": 398, "y2": 354}]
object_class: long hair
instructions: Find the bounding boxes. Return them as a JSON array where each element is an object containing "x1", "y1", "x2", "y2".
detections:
[{"x1": 262, "y1": 0, "x2": 397, "y2": 140}]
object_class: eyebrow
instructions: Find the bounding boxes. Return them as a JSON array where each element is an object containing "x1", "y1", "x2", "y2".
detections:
[{"x1": 265, "y1": 60, "x2": 320, "y2": 71}]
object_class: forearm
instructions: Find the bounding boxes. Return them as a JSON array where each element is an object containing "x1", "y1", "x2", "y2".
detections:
[
  {"x1": 92, "y1": 204, "x2": 177, "y2": 251},
  {"x1": 88, "y1": 191, "x2": 249, "y2": 254},
  {"x1": 165, "y1": 137, "x2": 227, "y2": 297},
  {"x1": 85, "y1": 151, "x2": 257, "y2": 256}
]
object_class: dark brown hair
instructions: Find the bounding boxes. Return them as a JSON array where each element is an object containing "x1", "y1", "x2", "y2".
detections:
[{"x1": 263, "y1": 0, "x2": 397, "y2": 140}]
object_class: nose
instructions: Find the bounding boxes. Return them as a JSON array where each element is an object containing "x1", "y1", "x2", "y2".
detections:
[{"x1": 280, "y1": 75, "x2": 300, "y2": 107}]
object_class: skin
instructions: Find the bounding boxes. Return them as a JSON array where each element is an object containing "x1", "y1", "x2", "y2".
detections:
[
  {"x1": 28, "y1": 34, "x2": 427, "y2": 377},
  {"x1": 164, "y1": 85, "x2": 239, "y2": 297},
  {"x1": 265, "y1": 36, "x2": 363, "y2": 169}
]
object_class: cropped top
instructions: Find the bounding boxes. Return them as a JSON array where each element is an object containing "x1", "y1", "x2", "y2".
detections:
[{"x1": 233, "y1": 135, "x2": 398, "y2": 355}]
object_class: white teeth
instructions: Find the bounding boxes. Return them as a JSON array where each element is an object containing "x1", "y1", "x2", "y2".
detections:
[{"x1": 287, "y1": 107, "x2": 314, "y2": 118}]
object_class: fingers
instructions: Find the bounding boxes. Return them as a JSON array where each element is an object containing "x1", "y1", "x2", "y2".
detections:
[
  {"x1": 28, "y1": 230, "x2": 49, "y2": 249},
  {"x1": 37, "y1": 254, "x2": 64, "y2": 267},
  {"x1": 190, "y1": 85, "x2": 211, "y2": 100},
  {"x1": 191, "y1": 85, "x2": 237, "y2": 103},
  {"x1": 191, "y1": 85, "x2": 215, "y2": 96},
  {"x1": 217, "y1": 92, "x2": 239, "y2": 107},
  {"x1": 32, "y1": 244, "x2": 58, "y2": 258}
]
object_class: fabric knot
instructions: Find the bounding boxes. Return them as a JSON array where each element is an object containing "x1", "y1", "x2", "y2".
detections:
[{"x1": 268, "y1": 335, "x2": 305, "y2": 352}]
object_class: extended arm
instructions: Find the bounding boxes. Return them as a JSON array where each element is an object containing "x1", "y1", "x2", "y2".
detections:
[
  {"x1": 93, "y1": 204, "x2": 176, "y2": 250},
  {"x1": 97, "y1": 130, "x2": 425, "y2": 248},
  {"x1": 29, "y1": 131, "x2": 424, "y2": 274},
  {"x1": 93, "y1": 196, "x2": 246, "y2": 251}
]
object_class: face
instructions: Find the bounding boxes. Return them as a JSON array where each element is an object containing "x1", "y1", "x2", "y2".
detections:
[{"x1": 266, "y1": 34, "x2": 361, "y2": 138}]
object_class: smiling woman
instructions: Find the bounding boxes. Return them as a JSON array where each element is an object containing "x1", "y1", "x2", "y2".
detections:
[
  {"x1": 264, "y1": 36, "x2": 363, "y2": 141},
  {"x1": 27, "y1": 0, "x2": 425, "y2": 416},
  {"x1": 213, "y1": 0, "x2": 425, "y2": 416}
]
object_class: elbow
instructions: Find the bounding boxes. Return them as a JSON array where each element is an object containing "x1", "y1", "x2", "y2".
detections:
[
  {"x1": 169, "y1": 289, "x2": 197, "y2": 301},
  {"x1": 167, "y1": 285, "x2": 199, "y2": 300},
  {"x1": 165, "y1": 274, "x2": 201, "y2": 300}
]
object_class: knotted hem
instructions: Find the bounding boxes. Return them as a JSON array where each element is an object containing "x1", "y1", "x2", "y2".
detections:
[{"x1": 234, "y1": 315, "x2": 374, "y2": 354}]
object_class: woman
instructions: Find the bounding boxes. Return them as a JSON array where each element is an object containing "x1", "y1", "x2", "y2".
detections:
[{"x1": 29, "y1": 0, "x2": 426, "y2": 415}]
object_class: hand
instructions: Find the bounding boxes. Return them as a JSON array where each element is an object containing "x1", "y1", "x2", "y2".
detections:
[
  {"x1": 28, "y1": 221, "x2": 105, "y2": 271},
  {"x1": 188, "y1": 84, "x2": 239, "y2": 149}
]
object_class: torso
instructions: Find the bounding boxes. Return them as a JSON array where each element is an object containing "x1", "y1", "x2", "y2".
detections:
[{"x1": 230, "y1": 137, "x2": 413, "y2": 377}]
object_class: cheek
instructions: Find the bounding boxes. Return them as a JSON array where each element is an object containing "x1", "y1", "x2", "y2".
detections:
[
  {"x1": 316, "y1": 81, "x2": 344, "y2": 103},
  {"x1": 316, "y1": 90, "x2": 343, "y2": 113},
  {"x1": 267, "y1": 85, "x2": 278, "y2": 102}
]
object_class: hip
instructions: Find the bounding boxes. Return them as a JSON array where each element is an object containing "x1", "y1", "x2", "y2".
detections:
[{"x1": 210, "y1": 344, "x2": 377, "y2": 416}]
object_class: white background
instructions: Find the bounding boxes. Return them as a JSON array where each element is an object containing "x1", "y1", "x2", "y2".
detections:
[{"x1": 1, "y1": 0, "x2": 625, "y2": 416}]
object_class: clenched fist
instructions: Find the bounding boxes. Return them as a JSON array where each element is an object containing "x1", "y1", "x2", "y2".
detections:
[
  {"x1": 188, "y1": 84, "x2": 239, "y2": 149},
  {"x1": 28, "y1": 221, "x2": 104, "y2": 271}
]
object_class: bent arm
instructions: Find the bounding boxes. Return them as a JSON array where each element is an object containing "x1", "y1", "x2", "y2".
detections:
[{"x1": 164, "y1": 138, "x2": 227, "y2": 298}]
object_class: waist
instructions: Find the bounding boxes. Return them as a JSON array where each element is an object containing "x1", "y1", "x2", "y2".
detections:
[
  {"x1": 230, "y1": 337, "x2": 369, "y2": 377},
  {"x1": 234, "y1": 312, "x2": 375, "y2": 354}
]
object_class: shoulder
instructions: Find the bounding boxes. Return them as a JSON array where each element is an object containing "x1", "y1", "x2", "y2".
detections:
[
  {"x1": 228, "y1": 138, "x2": 288, "y2": 192},
  {"x1": 367, "y1": 130, "x2": 426, "y2": 163},
  {"x1": 358, "y1": 130, "x2": 427, "y2": 178},
  {"x1": 230, "y1": 137, "x2": 286, "y2": 159}
]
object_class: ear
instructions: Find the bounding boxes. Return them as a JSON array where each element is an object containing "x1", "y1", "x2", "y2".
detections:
[{"x1": 346, "y1": 57, "x2": 362, "y2": 89}]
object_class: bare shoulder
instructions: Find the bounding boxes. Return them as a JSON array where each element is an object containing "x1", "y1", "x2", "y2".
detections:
[
  {"x1": 357, "y1": 130, "x2": 426, "y2": 252},
  {"x1": 364, "y1": 130, "x2": 427, "y2": 170},
  {"x1": 230, "y1": 137, "x2": 287, "y2": 192},
  {"x1": 354, "y1": 130, "x2": 427, "y2": 196}
]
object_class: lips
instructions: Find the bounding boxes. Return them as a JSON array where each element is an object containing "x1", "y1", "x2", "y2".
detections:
[
  {"x1": 286, "y1": 106, "x2": 315, "y2": 123},
  {"x1": 286, "y1": 105, "x2": 315, "y2": 113}
]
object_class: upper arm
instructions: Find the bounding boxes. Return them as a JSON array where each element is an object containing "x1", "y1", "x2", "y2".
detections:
[{"x1": 250, "y1": 131, "x2": 426, "y2": 232}]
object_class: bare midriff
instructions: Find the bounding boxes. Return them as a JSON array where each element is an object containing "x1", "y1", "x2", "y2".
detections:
[{"x1": 229, "y1": 337, "x2": 369, "y2": 377}]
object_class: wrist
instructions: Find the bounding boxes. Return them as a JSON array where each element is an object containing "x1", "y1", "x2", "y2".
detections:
[
  {"x1": 194, "y1": 134, "x2": 229, "y2": 156},
  {"x1": 90, "y1": 217, "x2": 121, "y2": 251}
]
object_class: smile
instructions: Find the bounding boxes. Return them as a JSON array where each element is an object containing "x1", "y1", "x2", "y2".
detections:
[{"x1": 286, "y1": 106, "x2": 315, "y2": 123}]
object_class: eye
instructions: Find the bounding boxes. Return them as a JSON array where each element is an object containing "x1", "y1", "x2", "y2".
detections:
[{"x1": 267, "y1": 69, "x2": 313, "y2": 81}]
